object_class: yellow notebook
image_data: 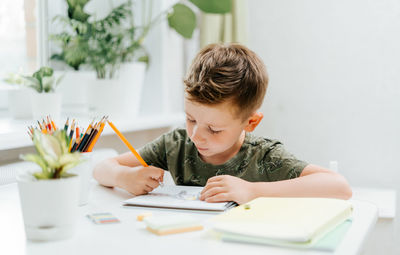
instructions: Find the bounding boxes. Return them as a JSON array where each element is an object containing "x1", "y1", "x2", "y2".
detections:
[{"x1": 212, "y1": 197, "x2": 353, "y2": 243}]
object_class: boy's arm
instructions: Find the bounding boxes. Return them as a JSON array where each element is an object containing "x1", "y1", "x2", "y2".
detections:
[
  {"x1": 200, "y1": 164, "x2": 352, "y2": 204},
  {"x1": 93, "y1": 152, "x2": 164, "y2": 195},
  {"x1": 251, "y1": 164, "x2": 352, "y2": 199}
]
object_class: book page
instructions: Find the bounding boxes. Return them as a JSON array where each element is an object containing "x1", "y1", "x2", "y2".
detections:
[{"x1": 123, "y1": 185, "x2": 234, "y2": 211}]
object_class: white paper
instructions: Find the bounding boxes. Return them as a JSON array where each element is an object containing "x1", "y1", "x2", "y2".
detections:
[{"x1": 123, "y1": 185, "x2": 235, "y2": 211}]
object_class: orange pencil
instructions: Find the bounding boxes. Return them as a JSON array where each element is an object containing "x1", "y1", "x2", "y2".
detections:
[
  {"x1": 107, "y1": 120, "x2": 148, "y2": 167},
  {"x1": 50, "y1": 117, "x2": 57, "y2": 130},
  {"x1": 86, "y1": 117, "x2": 106, "y2": 152}
]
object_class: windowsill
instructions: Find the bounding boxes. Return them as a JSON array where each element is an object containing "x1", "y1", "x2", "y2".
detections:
[{"x1": 0, "y1": 110, "x2": 185, "y2": 151}]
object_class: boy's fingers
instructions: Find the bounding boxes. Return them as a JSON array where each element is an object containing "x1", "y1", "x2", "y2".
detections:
[
  {"x1": 201, "y1": 181, "x2": 223, "y2": 195},
  {"x1": 205, "y1": 192, "x2": 229, "y2": 203},
  {"x1": 206, "y1": 175, "x2": 225, "y2": 184},
  {"x1": 200, "y1": 187, "x2": 225, "y2": 200},
  {"x1": 144, "y1": 184, "x2": 154, "y2": 193},
  {"x1": 146, "y1": 167, "x2": 165, "y2": 179},
  {"x1": 147, "y1": 178, "x2": 160, "y2": 189}
]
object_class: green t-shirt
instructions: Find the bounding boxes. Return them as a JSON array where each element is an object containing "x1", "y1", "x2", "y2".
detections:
[{"x1": 138, "y1": 128, "x2": 308, "y2": 186}]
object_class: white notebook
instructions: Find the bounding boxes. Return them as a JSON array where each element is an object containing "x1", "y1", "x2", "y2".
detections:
[
  {"x1": 212, "y1": 197, "x2": 353, "y2": 243},
  {"x1": 123, "y1": 185, "x2": 236, "y2": 212}
]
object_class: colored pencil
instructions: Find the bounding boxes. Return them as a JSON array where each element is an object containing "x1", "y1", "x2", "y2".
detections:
[
  {"x1": 76, "y1": 126, "x2": 92, "y2": 152},
  {"x1": 64, "y1": 118, "x2": 69, "y2": 132},
  {"x1": 107, "y1": 120, "x2": 148, "y2": 167},
  {"x1": 86, "y1": 118, "x2": 106, "y2": 152}
]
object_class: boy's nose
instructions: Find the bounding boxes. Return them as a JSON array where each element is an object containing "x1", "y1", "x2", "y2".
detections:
[{"x1": 190, "y1": 126, "x2": 206, "y2": 144}]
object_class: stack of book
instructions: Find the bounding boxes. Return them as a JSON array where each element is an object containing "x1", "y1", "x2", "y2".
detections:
[{"x1": 211, "y1": 197, "x2": 353, "y2": 251}]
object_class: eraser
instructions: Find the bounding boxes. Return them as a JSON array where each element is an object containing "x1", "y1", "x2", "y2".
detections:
[
  {"x1": 144, "y1": 215, "x2": 203, "y2": 235},
  {"x1": 146, "y1": 224, "x2": 203, "y2": 235},
  {"x1": 87, "y1": 212, "x2": 120, "y2": 224},
  {"x1": 137, "y1": 212, "x2": 153, "y2": 221}
]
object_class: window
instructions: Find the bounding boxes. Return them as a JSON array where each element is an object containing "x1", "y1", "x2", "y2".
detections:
[{"x1": 0, "y1": 0, "x2": 38, "y2": 109}]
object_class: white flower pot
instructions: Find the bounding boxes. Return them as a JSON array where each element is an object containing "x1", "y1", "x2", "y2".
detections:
[
  {"x1": 8, "y1": 88, "x2": 33, "y2": 119},
  {"x1": 31, "y1": 93, "x2": 62, "y2": 121},
  {"x1": 87, "y1": 62, "x2": 145, "y2": 119},
  {"x1": 57, "y1": 70, "x2": 94, "y2": 112},
  {"x1": 17, "y1": 173, "x2": 80, "y2": 241}
]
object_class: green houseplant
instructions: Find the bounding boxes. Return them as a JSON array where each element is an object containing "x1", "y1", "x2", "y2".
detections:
[
  {"x1": 50, "y1": 0, "x2": 232, "y2": 117},
  {"x1": 17, "y1": 130, "x2": 83, "y2": 241},
  {"x1": 50, "y1": 0, "x2": 233, "y2": 78}
]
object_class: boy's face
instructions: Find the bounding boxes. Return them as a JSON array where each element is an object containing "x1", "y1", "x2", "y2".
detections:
[{"x1": 184, "y1": 98, "x2": 248, "y2": 161}]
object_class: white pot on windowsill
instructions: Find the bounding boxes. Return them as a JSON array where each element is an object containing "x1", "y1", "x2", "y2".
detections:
[
  {"x1": 87, "y1": 62, "x2": 146, "y2": 119},
  {"x1": 8, "y1": 87, "x2": 33, "y2": 119},
  {"x1": 31, "y1": 92, "x2": 62, "y2": 121},
  {"x1": 56, "y1": 70, "x2": 94, "y2": 114},
  {"x1": 17, "y1": 171, "x2": 80, "y2": 241}
]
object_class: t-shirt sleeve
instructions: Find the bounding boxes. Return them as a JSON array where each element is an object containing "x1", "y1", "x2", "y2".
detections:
[
  {"x1": 138, "y1": 134, "x2": 168, "y2": 170},
  {"x1": 262, "y1": 143, "x2": 308, "y2": 182}
]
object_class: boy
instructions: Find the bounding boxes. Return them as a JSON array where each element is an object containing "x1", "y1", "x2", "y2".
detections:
[{"x1": 93, "y1": 43, "x2": 352, "y2": 205}]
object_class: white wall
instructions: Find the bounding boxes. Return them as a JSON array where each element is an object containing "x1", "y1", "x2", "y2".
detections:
[{"x1": 248, "y1": 1, "x2": 399, "y2": 254}]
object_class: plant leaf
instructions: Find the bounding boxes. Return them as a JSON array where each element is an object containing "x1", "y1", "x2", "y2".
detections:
[
  {"x1": 59, "y1": 153, "x2": 81, "y2": 166},
  {"x1": 33, "y1": 172, "x2": 51, "y2": 180},
  {"x1": 43, "y1": 154, "x2": 61, "y2": 169},
  {"x1": 21, "y1": 76, "x2": 41, "y2": 93},
  {"x1": 60, "y1": 161, "x2": 82, "y2": 175},
  {"x1": 33, "y1": 131, "x2": 62, "y2": 161},
  {"x1": 20, "y1": 154, "x2": 48, "y2": 172},
  {"x1": 42, "y1": 76, "x2": 55, "y2": 93},
  {"x1": 168, "y1": 4, "x2": 196, "y2": 39},
  {"x1": 189, "y1": 0, "x2": 232, "y2": 14},
  {"x1": 60, "y1": 172, "x2": 77, "y2": 178}
]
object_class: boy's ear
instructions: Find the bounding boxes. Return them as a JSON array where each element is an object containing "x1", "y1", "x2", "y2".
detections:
[{"x1": 244, "y1": 112, "x2": 263, "y2": 132}]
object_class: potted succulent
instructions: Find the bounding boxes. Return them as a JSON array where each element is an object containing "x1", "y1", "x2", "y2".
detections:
[
  {"x1": 22, "y1": 66, "x2": 64, "y2": 121},
  {"x1": 17, "y1": 130, "x2": 82, "y2": 241}
]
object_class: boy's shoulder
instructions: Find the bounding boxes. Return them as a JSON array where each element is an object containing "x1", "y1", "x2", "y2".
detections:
[
  {"x1": 243, "y1": 133, "x2": 283, "y2": 153},
  {"x1": 161, "y1": 128, "x2": 190, "y2": 142}
]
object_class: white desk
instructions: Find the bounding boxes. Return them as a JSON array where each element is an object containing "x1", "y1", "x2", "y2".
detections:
[{"x1": 0, "y1": 183, "x2": 378, "y2": 255}]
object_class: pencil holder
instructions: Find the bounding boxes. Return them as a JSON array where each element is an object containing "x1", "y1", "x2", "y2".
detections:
[{"x1": 69, "y1": 152, "x2": 94, "y2": 206}]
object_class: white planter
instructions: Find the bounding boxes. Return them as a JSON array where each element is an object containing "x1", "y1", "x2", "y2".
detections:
[
  {"x1": 17, "y1": 173, "x2": 80, "y2": 241},
  {"x1": 8, "y1": 88, "x2": 33, "y2": 119},
  {"x1": 57, "y1": 70, "x2": 94, "y2": 113},
  {"x1": 31, "y1": 93, "x2": 62, "y2": 121},
  {"x1": 88, "y1": 62, "x2": 145, "y2": 119}
]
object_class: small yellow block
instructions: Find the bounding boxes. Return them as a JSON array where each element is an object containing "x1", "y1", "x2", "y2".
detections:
[
  {"x1": 146, "y1": 225, "x2": 203, "y2": 236},
  {"x1": 137, "y1": 212, "x2": 153, "y2": 221}
]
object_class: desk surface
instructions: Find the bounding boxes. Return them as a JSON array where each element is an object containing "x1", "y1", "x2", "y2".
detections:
[{"x1": 0, "y1": 183, "x2": 378, "y2": 255}]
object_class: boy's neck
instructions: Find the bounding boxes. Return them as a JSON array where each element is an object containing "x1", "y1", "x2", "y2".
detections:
[{"x1": 199, "y1": 131, "x2": 246, "y2": 165}]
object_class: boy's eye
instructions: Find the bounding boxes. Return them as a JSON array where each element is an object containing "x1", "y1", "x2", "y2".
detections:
[
  {"x1": 186, "y1": 118, "x2": 196, "y2": 123},
  {"x1": 209, "y1": 128, "x2": 222, "y2": 134}
]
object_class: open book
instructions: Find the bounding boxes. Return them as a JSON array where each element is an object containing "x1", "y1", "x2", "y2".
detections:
[{"x1": 123, "y1": 185, "x2": 237, "y2": 212}]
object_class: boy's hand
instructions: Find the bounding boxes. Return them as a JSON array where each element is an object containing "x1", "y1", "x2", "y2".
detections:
[
  {"x1": 118, "y1": 166, "x2": 164, "y2": 196},
  {"x1": 200, "y1": 175, "x2": 255, "y2": 205}
]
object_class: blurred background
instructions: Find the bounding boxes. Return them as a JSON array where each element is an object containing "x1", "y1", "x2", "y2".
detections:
[{"x1": 0, "y1": 1, "x2": 398, "y2": 254}]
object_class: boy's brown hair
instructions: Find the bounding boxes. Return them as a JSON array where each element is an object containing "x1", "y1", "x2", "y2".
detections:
[{"x1": 184, "y1": 43, "x2": 268, "y2": 120}]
